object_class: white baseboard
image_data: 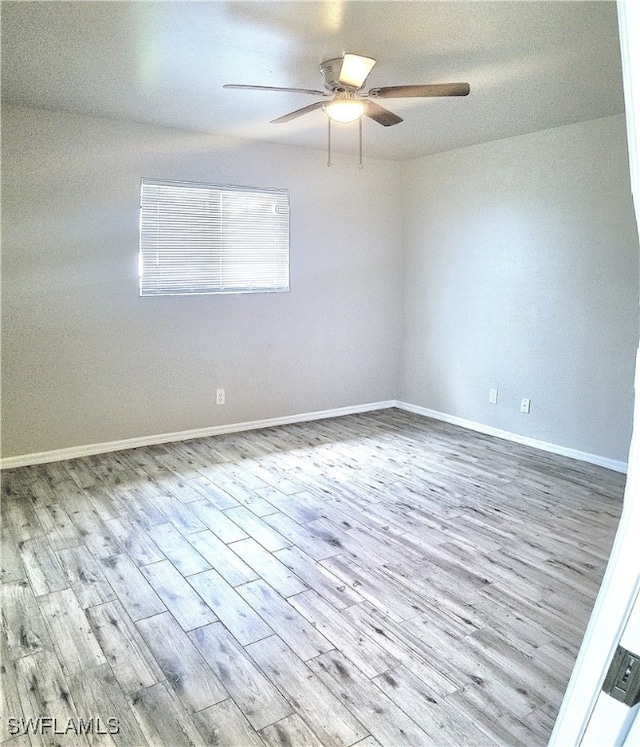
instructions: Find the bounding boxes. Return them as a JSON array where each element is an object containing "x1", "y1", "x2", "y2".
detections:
[
  {"x1": 1, "y1": 398, "x2": 626, "y2": 473},
  {"x1": 0, "y1": 401, "x2": 396, "y2": 470},
  {"x1": 395, "y1": 400, "x2": 628, "y2": 474}
]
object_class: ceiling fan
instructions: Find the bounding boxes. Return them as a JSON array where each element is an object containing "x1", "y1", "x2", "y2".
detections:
[{"x1": 223, "y1": 52, "x2": 470, "y2": 127}]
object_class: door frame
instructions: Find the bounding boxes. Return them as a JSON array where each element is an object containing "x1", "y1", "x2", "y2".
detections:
[{"x1": 550, "y1": 1, "x2": 640, "y2": 744}]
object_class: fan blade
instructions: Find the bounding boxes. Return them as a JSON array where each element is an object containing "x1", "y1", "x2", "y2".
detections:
[
  {"x1": 368, "y1": 83, "x2": 470, "y2": 98},
  {"x1": 224, "y1": 84, "x2": 329, "y2": 97},
  {"x1": 338, "y1": 53, "x2": 376, "y2": 89},
  {"x1": 364, "y1": 100, "x2": 403, "y2": 127},
  {"x1": 271, "y1": 101, "x2": 324, "y2": 124}
]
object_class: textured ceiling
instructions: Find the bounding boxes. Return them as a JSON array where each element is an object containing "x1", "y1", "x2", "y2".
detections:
[{"x1": 1, "y1": 1, "x2": 625, "y2": 160}]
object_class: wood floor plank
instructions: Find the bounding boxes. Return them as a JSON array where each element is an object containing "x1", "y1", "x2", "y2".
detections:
[
  {"x1": 274, "y1": 545, "x2": 364, "y2": 609},
  {"x1": 187, "y1": 500, "x2": 249, "y2": 543},
  {"x1": 147, "y1": 523, "x2": 212, "y2": 576},
  {"x1": 189, "y1": 622, "x2": 293, "y2": 731},
  {"x1": 98, "y1": 553, "x2": 166, "y2": 622},
  {"x1": 202, "y1": 462, "x2": 279, "y2": 515},
  {"x1": 57, "y1": 544, "x2": 117, "y2": 608},
  {"x1": 37, "y1": 588, "x2": 107, "y2": 676},
  {"x1": 0, "y1": 580, "x2": 51, "y2": 660},
  {"x1": 320, "y1": 555, "x2": 420, "y2": 623},
  {"x1": 3, "y1": 498, "x2": 44, "y2": 543},
  {"x1": 187, "y1": 529, "x2": 259, "y2": 586},
  {"x1": 230, "y1": 537, "x2": 308, "y2": 597},
  {"x1": 160, "y1": 476, "x2": 208, "y2": 504},
  {"x1": 13, "y1": 650, "x2": 87, "y2": 747},
  {"x1": 237, "y1": 579, "x2": 333, "y2": 661},
  {"x1": 309, "y1": 518, "x2": 392, "y2": 568},
  {"x1": 263, "y1": 512, "x2": 339, "y2": 560},
  {"x1": 474, "y1": 580, "x2": 583, "y2": 647},
  {"x1": 188, "y1": 475, "x2": 240, "y2": 509},
  {"x1": 192, "y1": 698, "x2": 266, "y2": 747},
  {"x1": 345, "y1": 523, "x2": 426, "y2": 567},
  {"x1": 532, "y1": 639, "x2": 580, "y2": 688},
  {"x1": 153, "y1": 493, "x2": 207, "y2": 535},
  {"x1": 175, "y1": 441, "x2": 228, "y2": 470},
  {"x1": 356, "y1": 498, "x2": 426, "y2": 535},
  {"x1": 140, "y1": 559, "x2": 217, "y2": 630},
  {"x1": 288, "y1": 589, "x2": 399, "y2": 677},
  {"x1": 33, "y1": 502, "x2": 83, "y2": 551},
  {"x1": 18, "y1": 537, "x2": 69, "y2": 596},
  {"x1": 521, "y1": 701, "x2": 560, "y2": 744},
  {"x1": 241, "y1": 493, "x2": 281, "y2": 518},
  {"x1": 205, "y1": 462, "x2": 269, "y2": 496},
  {"x1": 70, "y1": 510, "x2": 121, "y2": 558},
  {"x1": 121, "y1": 448, "x2": 176, "y2": 482},
  {"x1": 381, "y1": 561, "x2": 484, "y2": 627},
  {"x1": 85, "y1": 486, "x2": 125, "y2": 521},
  {"x1": 372, "y1": 664, "x2": 494, "y2": 746},
  {"x1": 0, "y1": 526, "x2": 27, "y2": 584},
  {"x1": 83, "y1": 452, "x2": 137, "y2": 487},
  {"x1": 104, "y1": 516, "x2": 165, "y2": 567},
  {"x1": 136, "y1": 611, "x2": 228, "y2": 713},
  {"x1": 465, "y1": 627, "x2": 564, "y2": 705},
  {"x1": 224, "y1": 507, "x2": 291, "y2": 551},
  {"x1": 444, "y1": 683, "x2": 539, "y2": 746},
  {"x1": 1, "y1": 470, "x2": 28, "y2": 499},
  {"x1": 470, "y1": 593, "x2": 553, "y2": 656},
  {"x1": 259, "y1": 714, "x2": 325, "y2": 747},
  {"x1": 257, "y1": 487, "x2": 323, "y2": 524},
  {"x1": 0, "y1": 637, "x2": 25, "y2": 743},
  {"x1": 86, "y1": 600, "x2": 164, "y2": 693},
  {"x1": 187, "y1": 568, "x2": 273, "y2": 645},
  {"x1": 249, "y1": 462, "x2": 309, "y2": 496},
  {"x1": 127, "y1": 681, "x2": 206, "y2": 747},
  {"x1": 342, "y1": 601, "x2": 462, "y2": 696},
  {"x1": 63, "y1": 457, "x2": 103, "y2": 490},
  {"x1": 308, "y1": 649, "x2": 432, "y2": 746},
  {"x1": 123, "y1": 488, "x2": 168, "y2": 527},
  {"x1": 246, "y1": 635, "x2": 369, "y2": 747},
  {"x1": 402, "y1": 618, "x2": 547, "y2": 717},
  {"x1": 68, "y1": 663, "x2": 147, "y2": 746}
]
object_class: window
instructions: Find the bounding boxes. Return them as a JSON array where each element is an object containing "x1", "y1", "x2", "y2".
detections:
[{"x1": 139, "y1": 178, "x2": 290, "y2": 296}]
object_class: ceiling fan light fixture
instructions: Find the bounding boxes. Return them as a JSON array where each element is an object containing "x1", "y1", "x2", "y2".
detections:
[
  {"x1": 338, "y1": 53, "x2": 376, "y2": 89},
  {"x1": 323, "y1": 98, "x2": 366, "y2": 123}
]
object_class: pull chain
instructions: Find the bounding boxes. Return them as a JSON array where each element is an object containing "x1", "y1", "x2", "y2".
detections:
[{"x1": 325, "y1": 116, "x2": 364, "y2": 167}]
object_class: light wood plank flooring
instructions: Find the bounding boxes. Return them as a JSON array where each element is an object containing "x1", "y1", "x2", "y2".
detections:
[{"x1": 0, "y1": 409, "x2": 625, "y2": 746}]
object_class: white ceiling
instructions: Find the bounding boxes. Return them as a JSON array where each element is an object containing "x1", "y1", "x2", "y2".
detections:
[{"x1": 1, "y1": 1, "x2": 625, "y2": 161}]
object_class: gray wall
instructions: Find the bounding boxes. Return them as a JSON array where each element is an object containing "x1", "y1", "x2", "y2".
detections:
[
  {"x1": 1, "y1": 105, "x2": 403, "y2": 457},
  {"x1": 399, "y1": 114, "x2": 639, "y2": 462},
  {"x1": 2, "y1": 107, "x2": 638, "y2": 464}
]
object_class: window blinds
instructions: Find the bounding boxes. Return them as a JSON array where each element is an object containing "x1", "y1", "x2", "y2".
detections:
[{"x1": 139, "y1": 179, "x2": 290, "y2": 296}]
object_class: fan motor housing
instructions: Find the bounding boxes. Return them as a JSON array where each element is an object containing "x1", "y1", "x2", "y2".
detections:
[{"x1": 320, "y1": 58, "x2": 350, "y2": 91}]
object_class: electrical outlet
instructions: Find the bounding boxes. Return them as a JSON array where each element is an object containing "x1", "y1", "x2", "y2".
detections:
[
  {"x1": 489, "y1": 388, "x2": 498, "y2": 405},
  {"x1": 520, "y1": 397, "x2": 531, "y2": 414},
  {"x1": 216, "y1": 388, "x2": 225, "y2": 405}
]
